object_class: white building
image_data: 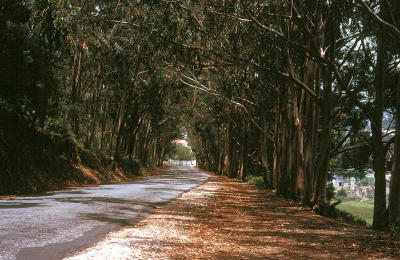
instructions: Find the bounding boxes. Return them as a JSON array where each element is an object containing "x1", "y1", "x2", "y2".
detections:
[{"x1": 332, "y1": 175, "x2": 356, "y2": 189}]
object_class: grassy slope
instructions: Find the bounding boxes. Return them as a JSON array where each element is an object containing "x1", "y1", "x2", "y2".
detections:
[{"x1": 336, "y1": 201, "x2": 374, "y2": 226}]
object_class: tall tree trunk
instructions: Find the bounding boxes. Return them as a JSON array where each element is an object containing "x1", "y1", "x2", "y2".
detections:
[
  {"x1": 372, "y1": 1, "x2": 389, "y2": 228},
  {"x1": 113, "y1": 100, "x2": 127, "y2": 169},
  {"x1": 302, "y1": 48, "x2": 316, "y2": 203},
  {"x1": 128, "y1": 117, "x2": 142, "y2": 160},
  {"x1": 86, "y1": 62, "x2": 101, "y2": 149},
  {"x1": 71, "y1": 48, "x2": 82, "y2": 140},
  {"x1": 303, "y1": 96, "x2": 314, "y2": 203},
  {"x1": 261, "y1": 112, "x2": 272, "y2": 188},
  {"x1": 311, "y1": 8, "x2": 338, "y2": 206},
  {"x1": 218, "y1": 144, "x2": 224, "y2": 175},
  {"x1": 295, "y1": 90, "x2": 305, "y2": 200},
  {"x1": 224, "y1": 107, "x2": 233, "y2": 177},
  {"x1": 388, "y1": 76, "x2": 400, "y2": 228},
  {"x1": 238, "y1": 127, "x2": 247, "y2": 181},
  {"x1": 290, "y1": 89, "x2": 299, "y2": 199},
  {"x1": 277, "y1": 89, "x2": 290, "y2": 196},
  {"x1": 272, "y1": 105, "x2": 281, "y2": 190},
  {"x1": 312, "y1": 67, "x2": 332, "y2": 205}
]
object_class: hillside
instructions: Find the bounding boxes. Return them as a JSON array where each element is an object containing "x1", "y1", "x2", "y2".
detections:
[{"x1": 0, "y1": 126, "x2": 142, "y2": 196}]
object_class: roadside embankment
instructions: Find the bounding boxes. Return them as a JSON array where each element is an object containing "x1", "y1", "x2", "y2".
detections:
[{"x1": 0, "y1": 127, "x2": 167, "y2": 196}]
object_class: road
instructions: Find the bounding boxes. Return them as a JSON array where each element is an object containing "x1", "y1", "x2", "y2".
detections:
[{"x1": 0, "y1": 166, "x2": 209, "y2": 260}]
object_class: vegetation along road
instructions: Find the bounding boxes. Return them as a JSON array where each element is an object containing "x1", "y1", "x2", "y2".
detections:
[{"x1": 2, "y1": 1, "x2": 400, "y2": 259}]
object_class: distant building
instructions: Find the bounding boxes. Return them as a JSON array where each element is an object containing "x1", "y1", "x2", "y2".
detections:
[
  {"x1": 332, "y1": 172, "x2": 392, "y2": 196},
  {"x1": 332, "y1": 175, "x2": 356, "y2": 189},
  {"x1": 332, "y1": 175, "x2": 345, "y2": 188}
]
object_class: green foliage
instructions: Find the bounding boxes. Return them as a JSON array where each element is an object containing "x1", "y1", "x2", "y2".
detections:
[
  {"x1": 335, "y1": 189, "x2": 348, "y2": 200},
  {"x1": 245, "y1": 176, "x2": 266, "y2": 189},
  {"x1": 326, "y1": 182, "x2": 335, "y2": 201},
  {"x1": 341, "y1": 140, "x2": 371, "y2": 172},
  {"x1": 170, "y1": 144, "x2": 195, "y2": 161},
  {"x1": 1, "y1": 0, "x2": 400, "y2": 230},
  {"x1": 389, "y1": 224, "x2": 400, "y2": 240},
  {"x1": 0, "y1": 3, "x2": 56, "y2": 127},
  {"x1": 358, "y1": 177, "x2": 375, "y2": 186},
  {"x1": 59, "y1": 123, "x2": 80, "y2": 149},
  {"x1": 119, "y1": 157, "x2": 141, "y2": 175}
]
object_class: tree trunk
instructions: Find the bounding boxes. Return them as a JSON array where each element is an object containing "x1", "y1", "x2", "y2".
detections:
[
  {"x1": 272, "y1": 105, "x2": 281, "y2": 190},
  {"x1": 261, "y1": 112, "x2": 272, "y2": 188},
  {"x1": 71, "y1": 48, "x2": 82, "y2": 140},
  {"x1": 302, "y1": 52, "x2": 316, "y2": 204},
  {"x1": 295, "y1": 90, "x2": 305, "y2": 200},
  {"x1": 86, "y1": 63, "x2": 102, "y2": 149},
  {"x1": 218, "y1": 144, "x2": 224, "y2": 175},
  {"x1": 238, "y1": 127, "x2": 247, "y2": 181},
  {"x1": 388, "y1": 76, "x2": 400, "y2": 228},
  {"x1": 277, "y1": 89, "x2": 290, "y2": 196},
  {"x1": 372, "y1": 2, "x2": 389, "y2": 228},
  {"x1": 312, "y1": 68, "x2": 332, "y2": 205},
  {"x1": 224, "y1": 107, "x2": 233, "y2": 177}
]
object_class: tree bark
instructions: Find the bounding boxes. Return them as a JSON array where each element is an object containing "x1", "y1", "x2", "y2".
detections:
[
  {"x1": 388, "y1": 76, "x2": 400, "y2": 228},
  {"x1": 372, "y1": 1, "x2": 389, "y2": 228},
  {"x1": 312, "y1": 67, "x2": 332, "y2": 204},
  {"x1": 72, "y1": 48, "x2": 82, "y2": 139},
  {"x1": 261, "y1": 111, "x2": 272, "y2": 188}
]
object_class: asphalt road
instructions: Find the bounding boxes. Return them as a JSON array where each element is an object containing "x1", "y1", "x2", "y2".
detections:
[{"x1": 0, "y1": 166, "x2": 209, "y2": 260}]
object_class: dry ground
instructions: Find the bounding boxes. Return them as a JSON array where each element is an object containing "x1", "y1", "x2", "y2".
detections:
[{"x1": 66, "y1": 173, "x2": 400, "y2": 259}]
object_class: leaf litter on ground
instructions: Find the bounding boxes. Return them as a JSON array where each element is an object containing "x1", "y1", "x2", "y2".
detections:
[{"x1": 65, "y1": 173, "x2": 400, "y2": 259}]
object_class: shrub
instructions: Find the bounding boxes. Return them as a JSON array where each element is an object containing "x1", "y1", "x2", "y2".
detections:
[
  {"x1": 245, "y1": 175, "x2": 266, "y2": 189},
  {"x1": 326, "y1": 182, "x2": 335, "y2": 201},
  {"x1": 139, "y1": 160, "x2": 155, "y2": 170},
  {"x1": 358, "y1": 177, "x2": 374, "y2": 186},
  {"x1": 119, "y1": 157, "x2": 142, "y2": 175},
  {"x1": 46, "y1": 120, "x2": 80, "y2": 152},
  {"x1": 389, "y1": 224, "x2": 400, "y2": 240},
  {"x1": 336, "y1": 188, "x2": 347, "y2": 200}
]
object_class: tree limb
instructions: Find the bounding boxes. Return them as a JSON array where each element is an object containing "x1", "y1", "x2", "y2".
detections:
[{"x1": 355, "y1": 0, "x2": 400, "y2": 44}]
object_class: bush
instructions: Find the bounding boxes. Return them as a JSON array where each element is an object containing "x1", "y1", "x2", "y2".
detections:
[
  {"x1": 389, "y1": 224, "x2": 400, "y2": 240},
  {"x1": 144, "y1": 161, "x2": 156, "y2": 170},
  {"x1": 119, "y1": 157, "x2": 142, "y2": 175},
  {"x1": 336, "y1": 188, "x2": 347, "y2": 200},
  {"x1": 80, "y1": 150, "x2": 101, "y2": 170},
  {"x1": 358, "y1": 177, "x2": 374, "y2": 186},
  {"x1": 326, "y1": 182, "x2": 335, "y2": 201},
  {"x1": 245, "y1": 175, "x2": 266, "y2": 189},
  {"x1": 45, "y1": 120, "x2": 80, "y2": 153}
]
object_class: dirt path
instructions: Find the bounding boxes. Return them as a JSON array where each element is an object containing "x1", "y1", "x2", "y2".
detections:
[{"x1": 66, "y1": 173, "x2": 400, "y2": 259}]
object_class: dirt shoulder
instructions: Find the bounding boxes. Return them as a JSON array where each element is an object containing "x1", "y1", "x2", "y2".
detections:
[{"x1": 66, "y1": 173, "x2": 400, "y2": 259}]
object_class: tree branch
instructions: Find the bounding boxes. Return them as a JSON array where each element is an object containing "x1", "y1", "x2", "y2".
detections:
[
  {"x1": 356, "y1": 0, "x2": 400, "y2": 44},
  {"x1": 330, "y1": 143, "x2": 369, "y2": 157},
  {"x1": 179, "y1": 73, "x2": 273, "y2": 140}
]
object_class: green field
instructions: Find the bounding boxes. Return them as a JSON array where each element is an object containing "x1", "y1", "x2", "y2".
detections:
[{"x1": 336, "y1": 201, "x2": 374, "y2": 226}]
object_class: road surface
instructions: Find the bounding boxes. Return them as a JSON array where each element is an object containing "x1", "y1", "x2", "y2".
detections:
[{"x1": 0, "y1": 166, "x2": 209, "y2": 260}]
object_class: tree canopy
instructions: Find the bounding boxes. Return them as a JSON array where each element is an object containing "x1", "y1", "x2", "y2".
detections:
[{"x1": 1, "y1": 0, "x2": 400, "y2": 230}]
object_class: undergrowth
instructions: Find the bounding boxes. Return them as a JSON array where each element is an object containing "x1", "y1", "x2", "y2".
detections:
[
  {"x1": 245, "y1": 175, "x2": 266, "y2": 189},
  {"x1": 389, "y1": 224, "x2": 400, "y2": 240}
]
